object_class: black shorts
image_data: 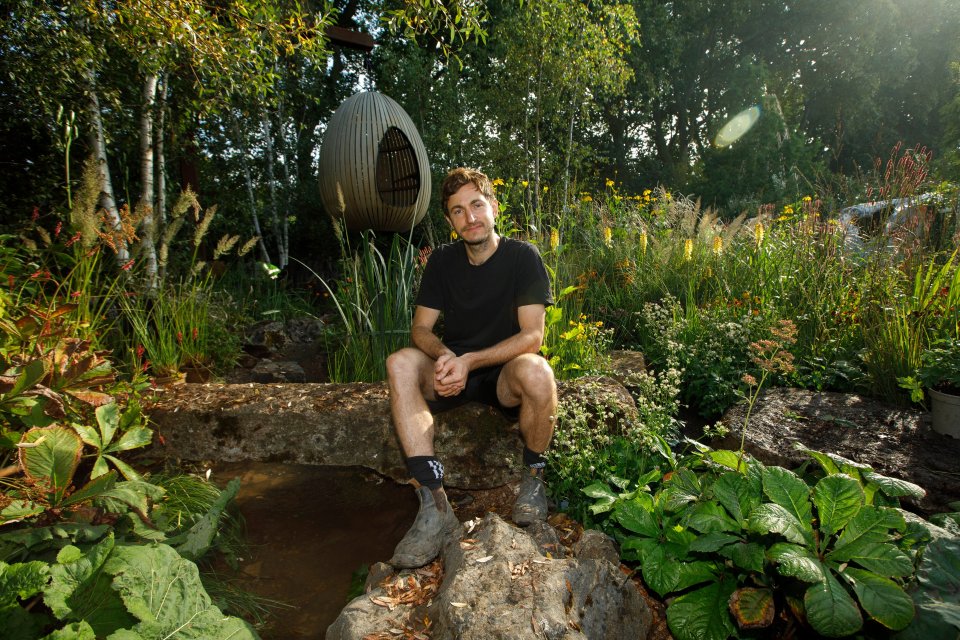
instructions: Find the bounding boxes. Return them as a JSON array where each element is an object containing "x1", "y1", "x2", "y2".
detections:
[{"x1": 426, "y1": 364, "x2": 521, "y2": 421}]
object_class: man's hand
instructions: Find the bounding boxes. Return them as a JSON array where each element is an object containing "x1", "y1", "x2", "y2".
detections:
[{"x1": 434, "y1": 352, "x2": 469, "y2": 397}]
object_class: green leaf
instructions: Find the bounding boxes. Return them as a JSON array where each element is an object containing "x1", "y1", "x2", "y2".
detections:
[
  {"x1": 675, "y1": 560, "x2": 719, "y2": 592},
  {"x1": 897, "y1": 536, "x2": 960, "y2": 638},
  {"x1": 61, "y1": 470, "x2": 116, "y2": 508},
  {"x1": 620, "y1": 535, "x2": 658, "y2": 564},
  {"x1": 685, "y1": 502, "x2": 738, "y2": 534},
  {"x1": 667, "y1": 580, "x2": 737, "y2": 640},
  {"x1": 71, "y1": 423, "x2": 102, "y2": 450},
  {"x1": 0, "y1": 560, "x2": 50, "y2": 605},
  {"x1": 170, "y1": 478, "x2": 239, "y2": 562},
  {"x1": 110, "y1": 426, "x2": 153, "y2": 453},
  {"x1": 44, "y1": 536, "x2": 134, "y2": 636},
  {"x1": 707, "y1": 449, "x2": 747, "y2": 472},
  {"x1": 95, "y1": 480, "x2": 165, "y2": 521},
  {"x1": 583, "y1": 481, "x2": 617, "y2": 514},
  {"x1": 19, "y1": 426, "x2": 82, "y2": 504},
  {"x1": 662, "y1": 468, "x2": 702, "y2": 512},
  {"x1": 814, "y1": 474, "x2": 864, "y2": 536},
  {"x1": 838, "y1": 542, "x2": 914, "y2": 577},
  {"x1": 2, "y1": 359, "x2": 46, "y2": 398},
  {"x1": 830, "y1": 505, "x2": 905, "y2": 561},
  {"x1": 729, "y1": 587, "x2": 775, "y2": 630},
  {"x1": 720, "y1": 542, "x2": 766, "y2": 573},
  {"x1": 750, "y1": 503, "x2": 812, "y2": 545},
  {"x1": 95, "y1": 403, "x2": 120, "y2": 446},
  {"x1": 768, "y1": 543, "x2": 826, "y2": 583},
  {"x1": 841, "y1": 566, "x2": 915, "y2": 630},
  {"x1": 761, "y1": 467, "x2": 813, "y2": 540},
  {"x1": 804, "y1": 570, "x2": 863, "y2": 637},
  {"x1": 1, "y1": 602, "x2": 51, "y2": 640},
  {"x1": 41, "y1": 621, "x2": 97, "y2": 640},
  {"x1": 689, "y1": 532, "x2": 741, "y2": 553},
  {"x1": 796, "y1": 444, "x2": 841, "y2": 475},
  {"x1": 614, "y1": 496, "x2": 659, "y2": 538},
  {"x1": 642, "y1": 544, "x2": 681, "y2": 596},
  {"x1": 1, "y1": 500, "x2": 45, "y2": 525},
  {"x1": 103, "y1": 454, "x2": 143, "y2": 481},
  {"x1": 862, "y1": 472, "x2": 926, "y2": 500},
  {"x1": 104, "y1": 543, "x2": 258, "y2": 639},
  {"x1": 710, "y1": 472, "x2": 761, "y2": 527}
]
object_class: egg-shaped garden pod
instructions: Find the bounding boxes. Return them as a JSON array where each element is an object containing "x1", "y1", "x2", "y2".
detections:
[{"x1": 318, "y1": 92, "x2": 431, "y2": 232}]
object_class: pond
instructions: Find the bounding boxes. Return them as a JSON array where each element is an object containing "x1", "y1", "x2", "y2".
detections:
[{"x1": 210, "y1": 462, "x2": 419, "y2": 638}]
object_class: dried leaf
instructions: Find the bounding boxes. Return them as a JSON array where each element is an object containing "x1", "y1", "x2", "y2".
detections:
[
  {"x1": 450, "y1": 601, "x2": 469, "y2": 608},
  {"x1": 475, "y1": 555, "x2": 494, "y2": 563}
]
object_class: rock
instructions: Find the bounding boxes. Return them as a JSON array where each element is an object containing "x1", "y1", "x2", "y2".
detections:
[
  {"x1": 244, "y1": 320, "x2": 288, "y2": 354},
  {"x1": 326, "y1": 513, "x2": 652, "y2": 640},
  {"x1": 718, "y1": 387, "x2": 960, "y2": 514},
  {"x1": 572, "y1": 529, "x2": 619, "y2": 566},
  {"x1": 250, "y1": 360, "x2": 306, "y2": 383},
  {"x1": 144, "y1": 377, "x2": 636, "y2": 491},
  {"x1": 284, "y1": 316, "x2": 326, "y2": 343}
]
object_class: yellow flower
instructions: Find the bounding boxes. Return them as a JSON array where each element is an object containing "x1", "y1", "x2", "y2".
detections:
[
  {"x1": 581, "y1": 195, "x2": 593, "y2": 202},
  {"x1": 683, "y1": 238, "x2": 693, "y2": 261},
  {"x1": 492, "y1": 178, "x2": 504, "y2": 186},
  {"x1": 521, "y1": 180, "x2": 529, "y2": 188},
  {"x1": 543, "y1": 185, "x2": 549, "y2": 192},
  {"x1": 603, "y1": 226, "x2": 613, "y2": 247},
  {"x1": 605, "y1": 178, "x2": 615, "y2": 188},
  {"x1": 712, "y1": 235, "x2": 723, "y2": 256},
  {"x1": 664, "y1": 191, "x2": 672, "y2": 201},
  {"x1": 639, "y1": 231, "x2": 648, "y2": 256},
  {"x1": 550, "y1": 228, "x2": 559, "y2": 250},
  {"x1": 642, "y1": 189, "x2": 652, "y2": 196},
  {"x1": 802, "y1": 195, "x2": 812, "y2": 202},
  {"x1": 783, "y1": 205, "x2": 794, "y2": 215},
  {"x1": 755, "y1": 221, "x2": 765, "y2": 247}
]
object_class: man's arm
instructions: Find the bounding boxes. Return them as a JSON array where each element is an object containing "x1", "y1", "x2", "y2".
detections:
[{"x1": 433, "y1": 304, "x2": 546, "y2": 390}]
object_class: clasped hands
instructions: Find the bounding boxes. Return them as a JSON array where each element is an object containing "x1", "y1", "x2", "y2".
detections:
[{"x1": 434, "y1": 352, "x2": 469, "y2": 397}]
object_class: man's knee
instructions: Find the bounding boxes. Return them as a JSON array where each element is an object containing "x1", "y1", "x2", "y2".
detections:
[
  {"x1": 511, "y1": 354, "x2": 556, "y2": 399},
  {"x1": 386, "y1": 348, "x2": 424, "y2": 383}
]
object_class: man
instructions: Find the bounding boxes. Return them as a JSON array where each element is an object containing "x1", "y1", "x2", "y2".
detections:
[{"x1": 385, "y1": 167, "x2": 558, "y2": 569}]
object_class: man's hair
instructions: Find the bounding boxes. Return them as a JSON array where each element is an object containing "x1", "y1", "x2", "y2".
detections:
[{"x1": 441, "y1": 167, "x2": 496, "y2": 214}]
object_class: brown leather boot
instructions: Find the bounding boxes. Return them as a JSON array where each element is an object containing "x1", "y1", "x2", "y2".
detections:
[{"x1": 389, "y1": 485, "x2": 460, "y2": 569}]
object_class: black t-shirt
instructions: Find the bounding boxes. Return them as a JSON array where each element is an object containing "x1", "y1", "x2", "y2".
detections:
[{"x1": 416, "y1": 237, "x2": 553, "y2": 356}]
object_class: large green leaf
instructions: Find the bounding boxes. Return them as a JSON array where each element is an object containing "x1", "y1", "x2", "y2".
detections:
[
  {"x1": 841, "y1": 566, "x2": 915, "y2": 630},
  {"x1": 661, "y1": 468, "x2": 702, "y2": 512},
  {"x1": 583, "y1": 482, "x2": 617, "y2": 514},
  {"x1": 1, "y1": 602, "x2": 51, "y2": 640},
  {"x1": 749, "y1": 503, "x2": 811, "y2": 545},
  {"x1": 0, "y1": 524, "x2": 111, "y2": 564},
  {"x1": 804, "y1": 570, "x2": 863, "y2": 637},
  {"x1": 896, "y1": 536, "x2": 960, "y2": 639},
  {"x1": 837, "y1": 541, "x2": 914, "y2": 577},
  {"x1": 830, "y1": 505, "x2": 905, "y2": 562},
  {"x1": 95, "y1": 403, "x2": 120, "y2": 448},
  {"x1": 761, "y1": 467, "x2": 813, "y2": 540},
  {"x1": 685, "y1": 501, "x2": 738, "y2": 534},
  {"x1": 104, "y1": 543, "x2": 258, "y2": 639},
  {"x1": 170, "y1": 478, "x2": 239, "y2": 562},
  {"x1": 729, "y1": 587, "x2": 775, "y2": 630},
  {"x1": 0, "y1": 560, "x2": 49, "y2": 605},
  {"x1": 614, "y1": 494, "x2": 659, "y2": 537},
  {"x1": 675, "y1": 560, "x2": 719, "y2": 592},
  {"x1": 710, "y1": 472, "x2": 761, "y2": 526},
  {"x1": 667, "y1": 580, "x2": 737, "y2": 640},
  {"x1": 706, "y1": 449, "x2": 747, "y2": 472},
  {"x1": 689, "y1": 532, "x2": 741, "y2": 553},
  {"x1": 862, "y1": 472, "x2": 926, "y2": 501},
  {"x1": 111, "y1": 426, "x2": 153, "y2": 453},
  {"x1": 41, "y1": 621, "x2": 97, "y2": 640},
  {"x1": 719, "y1": 542, "x2": 765, "y2": 573},
  {"x1": 18, "y1": 426, "x2": 82, "y2": 504},
  {"x1": 44, "y1": 536, "x2": 134, "y2": 636},
  {"x1": 94, "y1": 480, "x2": 165, "y2": 521},
  {"x1": 642, "y1": 544, "x2": 682, "y2": 596},
  {"x1": 2, "y1": 359, "x2": 47, "y2": 398},
  {"x1": 620, "y1": 535, "x2": 659, "y2": 564},
  {"x1": 61, "y1": 471, "x2": 117, "y2": 508},
  {"x1": 814, "y1": 474, "x2": 864, "y2": 536},
  {"x1": 768, "y1": 543, "x2": 826, "y2": 583}
]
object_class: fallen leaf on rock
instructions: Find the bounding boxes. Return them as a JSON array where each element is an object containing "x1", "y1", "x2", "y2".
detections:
[
  {"x1": 475, "y1": 555, "x2": 494, "y2": 563},
  {"x1": 450, "y1": 602, "x2": 469, "y2": 608}
]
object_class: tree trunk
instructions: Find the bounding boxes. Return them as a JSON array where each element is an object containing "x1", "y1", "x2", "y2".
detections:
[
  {"x1": 156, "y1": 74, "x2": 168, "y2": 226},
  {"x1": 85, "y1": 66, "x2": 129, "y2": 263},
  {"x1": 261, "y1": 108, "x2": 285, "y2": 268},
  {"x1": 139, "y1": 72, "x2": 159, "y2": 290},
  {"x1": 233, "y1": 116, "x2": 271, "y2": 264},
  {"x1": 275, "y1": 100, "x2": 294, "y2": 265}
]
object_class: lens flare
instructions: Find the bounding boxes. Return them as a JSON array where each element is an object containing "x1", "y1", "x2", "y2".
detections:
[{"x1": 714, "y1": 105, "x2": 761, "y2": 148}]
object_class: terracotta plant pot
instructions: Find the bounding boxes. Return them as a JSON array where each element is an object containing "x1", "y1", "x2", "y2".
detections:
[{"x1": 929, "y1": 387, "x2": 960, "y2": 438}]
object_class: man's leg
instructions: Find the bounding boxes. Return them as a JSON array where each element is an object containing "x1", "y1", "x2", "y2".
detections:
[
  {"x1": 497, "y1": 353, "x2": 557, "y2": 525},
  {"x1": 386, "y1": 348, "x2": 460, "y2": 568}
]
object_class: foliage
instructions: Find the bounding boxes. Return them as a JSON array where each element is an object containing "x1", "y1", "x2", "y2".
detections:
[
  {"x1": 308, "y1": 229, "x2": 420, "y2": 383},
  {"x1": 904, "y1": 338, "x2": 960, "y2": 398},
  {"x1": 583, "y1": 443, "x2": 938, "y2": 640}
]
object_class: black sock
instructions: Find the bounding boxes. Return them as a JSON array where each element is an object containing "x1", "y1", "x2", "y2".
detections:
[
  {"x1": 523, "y1": 447, "x2": 546, "y2": 473},
  {"x1": 406, "y1": 455, "x2": 444, "y2": 489}
]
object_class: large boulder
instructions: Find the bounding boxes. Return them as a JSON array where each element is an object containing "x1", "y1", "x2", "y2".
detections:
[
  {"x1": 144, "y1": 377, "x2": 636, "y2": 491},
  {"x1": 326, "y1": 513, "x2": 652, "y2": 640},
  {"x1": 718, "y1": 387, "x2": 960, "y2": 514}
]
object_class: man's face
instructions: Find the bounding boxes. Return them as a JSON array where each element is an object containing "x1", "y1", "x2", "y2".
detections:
[{"x1": 445, "y1": 183, "x2": 498, "y2": 245}]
